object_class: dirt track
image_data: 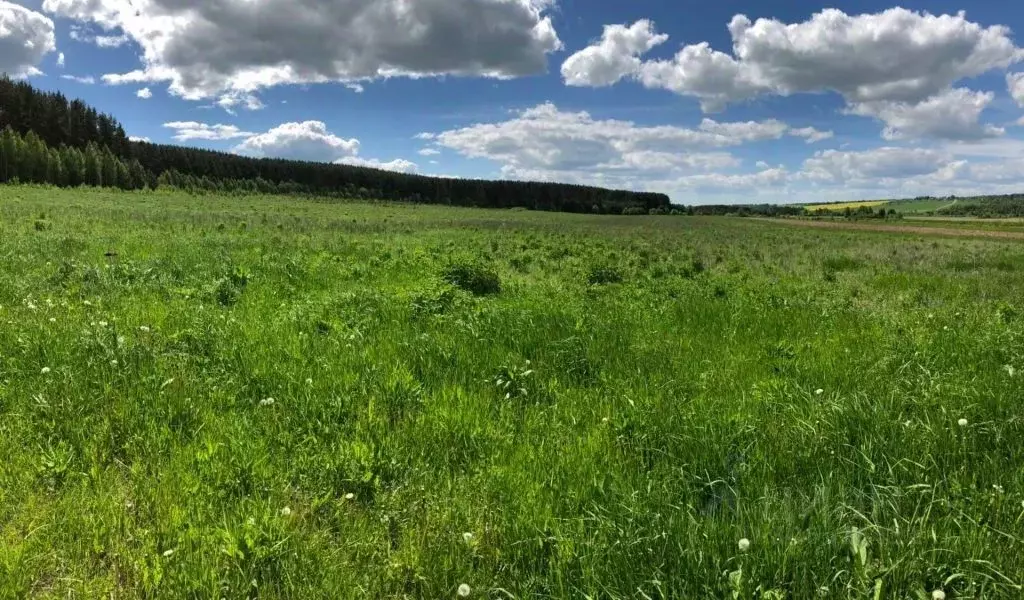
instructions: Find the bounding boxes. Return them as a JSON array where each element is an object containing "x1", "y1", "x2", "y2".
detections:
[{"x1": 754, "y1": 218, "x2": 1024, "y2": 240}]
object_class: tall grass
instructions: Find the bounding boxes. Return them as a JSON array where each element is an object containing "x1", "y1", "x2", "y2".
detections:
[{"x1": 0, "y1": 186, "x2": 1022, "y2": 598}]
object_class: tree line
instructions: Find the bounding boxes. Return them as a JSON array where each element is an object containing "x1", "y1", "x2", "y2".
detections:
[{"x1": 0, "y1": 77, "x2": 670, "y2": 213}]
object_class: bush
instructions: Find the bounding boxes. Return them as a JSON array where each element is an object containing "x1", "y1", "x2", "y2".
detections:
[
  {"x1": 442, "y1": 261, "x2": 501, "y2": 296},
  {"x1": 621, "y1": 206, "x2": 647, "y2": 216},
  {"x1": 587, "y1": 265, "x2": 624, "y2": 285}
]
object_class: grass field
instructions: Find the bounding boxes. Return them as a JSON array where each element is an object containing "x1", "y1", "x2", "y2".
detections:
[
  {"x1": 2, "y1": 185, "x2": 1023, "y2": 599},
  {"x1": 801, "y1": 201, "x2": 889, "y2": 212}
]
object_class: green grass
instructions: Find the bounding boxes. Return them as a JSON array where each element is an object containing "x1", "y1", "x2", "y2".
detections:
[
  {"x1": 887, "y1": 198, "x2": 959, "y2": 214},
  {"x1": 1, "y1": 185, "x2": 1023, "y2": 599}
]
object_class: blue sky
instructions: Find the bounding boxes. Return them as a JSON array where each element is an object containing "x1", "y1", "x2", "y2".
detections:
[{"x1": 3, "y1": 0, "x2": 1024, "y2": 204}]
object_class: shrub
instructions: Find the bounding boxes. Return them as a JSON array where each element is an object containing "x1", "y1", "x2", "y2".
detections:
[
  {"x1": 587, "y1": 265, "x2": 623, "y2": 285},
  {"x1": 621, "y1": 206, "x2": 647, "y2": 216},
  {"x1": 442, "y1": 261, "x2": 501, "y2": 296}
]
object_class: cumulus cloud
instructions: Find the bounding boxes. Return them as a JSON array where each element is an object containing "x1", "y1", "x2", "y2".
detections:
[
  {"x1": 57, "y1": 52, "x2": 64, "y2": 67},
  {"x1": 568, "y1": 9, "x2": 1021, "y2": 140},
  {"x1": 789, "y1": 127, "x2": 834, "y2": 144},
  {"x1": 43, "y1": 0, "x2": 562, "y2": 101},
  {"x1": 418, "y1": 148, "x2": 441, "y2": 157},
  {"x1": 136, "y1": 87, "x2": 152, "y2": 99},
  {"x1": 60, "y1": 74, "x2": 96, "y2": 84},
  {"x1": 129, "y1": 135, "x2": 150, "y2": 142},
  {"x1": 800, "y1": 147, "x2": 953, "y2": 184},
  {"x1": 847, "y1": 88, "x2": 1004, "y2": 141},
  {"x1": 1009, "y1": 73, "x2": 1024, "y2": 107},
  {"x1": 232, "y1": 121, "x2": 359, "y2": 161},
  {"x1": 636, "y1": 9, "x2": 1021, "y2": 108},
  {"x1": 561, "y1": 20, "x2": 667, "y2": 87},
  {"x1": 335, "y1": 156, "x2": 419, "y2": 174},
  {"x1": 0, "y1": 1, "x2": 56, "y2": 77},
  {"x1": 216, "y1": 92, "x2": 264, "y2": 114},
  {"x1": 163, "y1": 121, "x2": 255, "y2": 142}
]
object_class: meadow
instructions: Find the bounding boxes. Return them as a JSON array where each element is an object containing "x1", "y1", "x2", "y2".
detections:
[{"x1": 1, "y1": 186, "x2": 1023, "y2": 599}]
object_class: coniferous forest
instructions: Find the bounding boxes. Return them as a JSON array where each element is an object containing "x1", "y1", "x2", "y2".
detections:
[{"x1": 0, "y1": 77, "x2": 670, "y2": 213}]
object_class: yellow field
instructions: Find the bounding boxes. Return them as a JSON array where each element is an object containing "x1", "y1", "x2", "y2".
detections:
[{"x1": 803, "y1": 201, "x2": 889, "y2": 212}]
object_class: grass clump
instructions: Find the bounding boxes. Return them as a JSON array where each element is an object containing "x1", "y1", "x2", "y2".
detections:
[{"x1": 442, "y1": 260, "x2": 501, "y2": 296}]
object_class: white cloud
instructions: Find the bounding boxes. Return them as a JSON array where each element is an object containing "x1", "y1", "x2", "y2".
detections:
[
  {"x1": 43, "y1": 0, "x2": 562, "y2": 101},
  {"x1": 335, "y1": 157, "x2": 419, "y2": 174},
  {"x1": 418, "y1": 148, "x2": 441, "y2": 156},
  {"x1": 561, "y1": 20, "x2": 667, "y2": 87},
  {"x1": 697, "y1": 118, "x2": 789, "y2": 143},
  {"x1": 69, "y1": 25, "x2": 128, "y2": 47},
  {"x1": 789, "y1": 127, "x2": 834, "y2": 144},
  {"x1": 800, "y1": 147, "x2": 952, "y2": 184},
  {"x1": 232, "y1": 121, "x2": 359, "y2": 161},
  {"x1": 0, "y1": 1, "x2": 56, "y2": 77},
  {"x1": 163, "y1": 121, "x2": 255, "y2": 142},
  {"x1": 634, "y1": 9, "x2": 1022, "y2": 109},
  {"x1": 57, "y1": 52, "x2": 64, "y2": 67},
  {"x1": 847, "y1": 88, "x2": 1003, "y2": 141},
  {"x1": 129, "y1": 135, "x2": 150, "y2": 142},
  {"x1": 136, "y1": 87, "x2": 152, "y2": 99},
  {"x1": 216, "y1": 92, "x2": 264, "y2": 114},
  {"x1": 60, "y1": 74, "x2": 96, "y2": 84},
  {"x1": 1009, "y1": 73, "x2": 1024, "y2": 107}
]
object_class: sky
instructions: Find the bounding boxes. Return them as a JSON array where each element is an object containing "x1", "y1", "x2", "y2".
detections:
[{"x1": 2, "y1": 0, "x2": 1024, "y2": 205}]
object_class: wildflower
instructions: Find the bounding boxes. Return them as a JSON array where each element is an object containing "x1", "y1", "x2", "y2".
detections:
[
  {"x1": 139, "y1": 325, "x2": 150, "y2": 333},
  {"x1": 958, "y1": 418, "x2": 969, "y2": 428},
  {"x1": 306, "y1": 378, "x2": 313, "y2": 385},
  {"x1": 463, "y1": 532, "x2": 474, "y2": 544},
  {"x1": 280, "y1": 506, "x2": 292, "y2": 517},
  {"x1": 162, "y1": 549, "x2": 174, "y2": 558},
  {"x1": 932, "y1": 590, "x2": 945, "y2": 600},
  {"x1": 457, "y1": 584, "x2": 471, "y2": 597},
  {"x1": 259, "y1": 398, "x2": 275, "y2": 407},
  {"x1": 738, "y1": 538, "x2": 750, "y2": 552},
  {"x1": 41, "y1": 367, "x2": 51, "y2": 375},
  {"x1": 49, "y1": 317, "x2": 56, "y2": 323},
  {"x1": 344, "y1": 492, "x2": 355, "y2": 501},
  {"x1": 601, "y1": 417, "x2": 609, "y2": 424},
  {"x1": 27, "y1": 302, "x2": 37, "y2": 310},
  {"x1": 815, "y1": 389, "x2": 824, "y2": 396}
]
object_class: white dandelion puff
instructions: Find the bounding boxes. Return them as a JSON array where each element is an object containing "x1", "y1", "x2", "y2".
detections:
[
  {"x1": 344, "y1": 492, "x2": 355, "y2": 501},
  {"x1": 41, "y1": 367, "x2": 51, "y2": 375},
  {"x1": 259, "y1": 398, "x2": 275, "y2": 407},
  {"x1": 280, "y1": 506, "x2": 292, "y2": 516},
  {"x1": 738, "y1": 538, "x2": 750, "y2": 552},
  {"x1": 958, "y1": 418, "x2": 969, "y2": 428},
  {"x1": 139, "y1": 325, "x2": 150, "y2": 332},
  {"x1": 110, "y1": 360, "x2": 118, "y2": 366},
  {"x1": 931, "y1": 590, "x2": 946, "y2": 600},
  {"x1": 49, "y1": 317, "x2": 56, "y2": 323},
  {"x1": 162, "y1": 549, "x2": 174, "y2": 558},
  {"x1": 457, "y1": 583, "x2": 471, "y2": 597},
  {"x1": 83, "y1": 300, "x2": 92, "y2": 306},
  {"x1": 462, "y1": 532, "x2": 474, "y2": 544},
  {"x1": 306, "y1": 378, "x2": 313, "y2": 385},
  {"x1": 815, "y1": 389, "x2": 824, "y2": 396}
]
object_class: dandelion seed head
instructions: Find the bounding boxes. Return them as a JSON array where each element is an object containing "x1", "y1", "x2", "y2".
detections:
[
  {"x1": 931, "y1": 590, "x2": 946, "y2": 600},
  {"x1": 738, "y1": 538, "x2": 750, "y2": 552},
  {"x1": 98, "y1": 321, "x2": 108, "y2": 327},
  {"x1": 463, "y1": 532, "x2": 474, "y2": 544},
  {"x1": 815, "y1": 389, "x2": 824, "y2": 396},
  {"x1": 958, "y1": 418, "x2": 968, "y2": 428},
  {"x1": 110, "y1": 359, "x2": 118, "y2": 366},
  {"x1": 280, "y1": 506, "x2": 292, "y2": 516},
  {"x1": 457, "y1": 583, "x2": 471, "y2": 597},
  {"x1": 49, "y1": 317, "x2": 56, "y2": 323},
  {"x1": 162, "y1": 549, "x2": 174, "y2": 558},
  {"x1": 139, "y1": 325, "x2": 150, "y2": 332},
  {"x1": 306, "y1": 378, "x2": 313, "y2": 385},
  {"x1": 259, "y1": 398, "x2": 275, "y2": 407},
  {"x1": 41, "y1": 367, "x2": 51, "y2": 375},
  {"x1": 344, "y1": 492, "x2": 355, "y2": 501}
]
